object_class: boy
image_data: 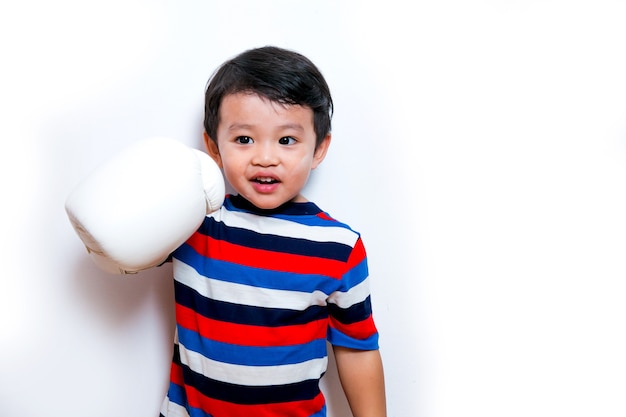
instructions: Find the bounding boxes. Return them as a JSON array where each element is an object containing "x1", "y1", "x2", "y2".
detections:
[{"x1": 160, "y1": 46, "x2": 386, "y2": 417}]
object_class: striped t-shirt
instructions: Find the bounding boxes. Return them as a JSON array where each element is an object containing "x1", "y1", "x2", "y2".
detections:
[{"x1": 160, "y1": 194, "x2": 379, "y2": 417}]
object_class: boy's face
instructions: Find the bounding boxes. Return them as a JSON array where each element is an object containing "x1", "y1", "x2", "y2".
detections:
[{"x1": 205, "y1": 92, "x2": 330, "y2": 210}]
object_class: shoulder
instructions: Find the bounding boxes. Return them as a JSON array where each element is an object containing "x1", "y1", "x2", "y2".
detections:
[
  {"x1": 301, "y1": 204, "x2": 363, "y2": 251},
  {"x1": 211, "y1": 198, "x2": 363, "y2": 250},
  {"x1": 309, "y1": 202, "x2": 360, "y2": 233}
]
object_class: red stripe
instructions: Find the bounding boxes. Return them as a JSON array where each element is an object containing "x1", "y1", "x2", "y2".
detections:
[
  {"x1": 176, "y1": 304, "x2": 328, "y2": 346},
  {"x1": 170, "y1": 362, "x2": 184, "y2": 386},
  {"x1": 316, "y1": 212, "x2": 334, "y2": 221},
  {"x1": 186, "y1": 233, "x2": 345, "y2": 279},
  {"x1": 346, "y1": 237, "x2": 367, "y2": 269},
  {"x1": 329, "y1": 314, "x2": 378, "y2": 340},
  {"x1": 185, "y1": 384, "x2": 326, "y2": 417}
]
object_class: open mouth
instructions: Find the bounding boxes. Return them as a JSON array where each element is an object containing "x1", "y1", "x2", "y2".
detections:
[{"x1": 252, "y1": 176, "x2": 280, "y2": 184}]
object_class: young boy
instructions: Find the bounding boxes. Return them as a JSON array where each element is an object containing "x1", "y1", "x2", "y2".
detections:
[{"x1": 160, "y1": 46, "x2": 386, "y2": 417}]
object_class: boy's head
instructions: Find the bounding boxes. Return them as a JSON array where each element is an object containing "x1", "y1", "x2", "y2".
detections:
[{"x1": 203, "y1": 46, "x2": 333, "y2": 149}]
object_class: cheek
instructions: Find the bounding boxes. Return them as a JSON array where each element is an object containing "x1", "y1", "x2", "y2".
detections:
[
  {"x1": 222, "y1": 163, "x2": 242, "y2": 183},
  {"x1": 294, "y1": 159, "x2": 315, "y2": 181},
  {"x1": 217, "y1": 155, "x2": 241, "y2": 182}
]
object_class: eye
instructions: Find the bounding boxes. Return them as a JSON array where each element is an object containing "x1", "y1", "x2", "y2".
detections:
[
  {"x1": 278, "y1": 136, "x2": 296, "y2": 145},
  {"x1": 235, "y1": 136, "x2": 253, "y2": 144}
]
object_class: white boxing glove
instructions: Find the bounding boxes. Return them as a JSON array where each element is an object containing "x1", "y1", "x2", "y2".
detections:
[{"x1": 65, "y1": 137, "x2": 225, "y2": 274}]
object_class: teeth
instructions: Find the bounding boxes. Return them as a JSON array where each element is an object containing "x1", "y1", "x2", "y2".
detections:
[{"x1": 255, "y1": 177, "x2": 275, "y2": 183}]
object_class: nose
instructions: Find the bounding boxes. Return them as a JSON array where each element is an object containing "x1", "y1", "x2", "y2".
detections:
[{"x1": 252, "y1": 141, "x2": 279, "y2": 167}]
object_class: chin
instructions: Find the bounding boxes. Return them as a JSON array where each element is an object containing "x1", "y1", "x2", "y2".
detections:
[
  {"x1": 246, "y1": 194, "x2": 296, "y2": 210},
  {"x1": 253, "y1": 203, "x2": 278, "y2": 210}
]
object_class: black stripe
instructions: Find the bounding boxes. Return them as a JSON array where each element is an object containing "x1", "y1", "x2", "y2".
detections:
[
  {"x1": 172, "y1": 343, "x2": 182, "y2": 366},
  {"x1": 328, "y1": 296, "x2": 372, "y2": 324},
  {"x1": 181, "y1": 362, "x2": 322, "y2": 405},
  {"x1": 175, "y1": 281, "x2": 329, "y2": 327},
  {"x1": 200, "y1": 216, "x2": 353, "y2": 261}
]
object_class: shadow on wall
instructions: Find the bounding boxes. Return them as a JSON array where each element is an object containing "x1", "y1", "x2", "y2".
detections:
[
  {"x1": 70, "y1": 257, "x2": 175, "y2": 332},
  {"x1": 69, "y1": 254, "x2": 356, "y2": 417}
]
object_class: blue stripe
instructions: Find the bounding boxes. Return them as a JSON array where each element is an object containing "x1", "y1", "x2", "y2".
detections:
[
  {"x1": 187, "y1": 406, "x2": 211, "y2": 417},
  {"x1": 175, "y1": 281, "x2": 328, "y2": 327},
  {"x1": 166, "y1": 381, "x2": 188, "y2": 408},
  {"x1": 188, "y1": 403, "x2": 215, "y2": 417},
  {"x1": 270, "y1": 210, "x2": 351, "y2": 229},
  {"x1": 174, "y1": 243, "x2": 344, "y2": 294},
  {"x1": 327, "y1": 327, "x2": 379, "y2": 350},
  {"x1": 178, "y1": 326, "x2": 328, "y2": 366},
  {"x1": 341, "y1": 256, "x2": 369, "y2": 288}
]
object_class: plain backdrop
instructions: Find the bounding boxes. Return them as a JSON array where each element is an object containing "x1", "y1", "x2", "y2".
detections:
[{"x1": 1, "y1": 1, "x2": 626, "y2": 416}]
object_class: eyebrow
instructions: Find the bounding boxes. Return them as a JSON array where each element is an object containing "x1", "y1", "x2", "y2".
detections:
[
  {"x1": 279, "y1": 123, "x2": 305, "y2": 132},
  {"x1": 227, "y1": 123, "x2": 305, "y2": 132},
  {"x1": 227, "y1": 123, "x2": 253, "y2": 131}
]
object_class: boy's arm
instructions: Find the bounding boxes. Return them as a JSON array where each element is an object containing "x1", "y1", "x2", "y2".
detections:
[{"x1": 333, "y1": 346, "x2": 387, "y2": 417}]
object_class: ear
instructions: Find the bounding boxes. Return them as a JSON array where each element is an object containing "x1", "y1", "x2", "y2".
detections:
[
  {"x1": 311, "y1": 134, "x2": 331, "y2": 169},
  {"x1": 203, "y1": 131, "x2": 223, "y2": 168}
]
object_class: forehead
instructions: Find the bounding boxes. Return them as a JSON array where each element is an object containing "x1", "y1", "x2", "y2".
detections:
[{"x1": 218, "y1": 92, "x2": 314, "y2": 129}]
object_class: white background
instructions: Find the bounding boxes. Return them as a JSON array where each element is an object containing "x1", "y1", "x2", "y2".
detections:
[{"x1": 1, "y1": 1, "x2": 626, "y2": 416}]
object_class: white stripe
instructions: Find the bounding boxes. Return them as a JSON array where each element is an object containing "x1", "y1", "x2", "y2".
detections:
[
  {"x1": 214, "y1": 207, "x2": 359, "y2": 246},
  {"x1": 327, "y1": 277, "x2": 372, "y2": 309},
  {"x1": 175, "y1": 259, "x2": 329, "y2": 309},
  {"x1": 179, "y1": 342, "x2": 328, "y2": 386},
  {"x1": 160, "y1": 397, "x2": 189, "y2": 417}
]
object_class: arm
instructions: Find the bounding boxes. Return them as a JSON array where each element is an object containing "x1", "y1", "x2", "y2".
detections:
[
  {"x1": 333, "y1": 346, "x2": 387, "y2": 417},
  {"x1": 65, "y1": 137, "x2": 224, "y2": 274}
]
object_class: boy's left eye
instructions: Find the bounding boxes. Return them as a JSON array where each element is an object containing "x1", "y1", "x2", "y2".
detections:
[
  {"x1": 278, "y1": 136, "x2": 296, "y2": 145},
  {"x1": 235, "y1": 136, "x2": 253, "y2": 144}
]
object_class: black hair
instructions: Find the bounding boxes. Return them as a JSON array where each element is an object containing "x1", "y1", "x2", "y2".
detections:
[{"x1": 204, "y1": 46, "x2": 333, "y2": 148}]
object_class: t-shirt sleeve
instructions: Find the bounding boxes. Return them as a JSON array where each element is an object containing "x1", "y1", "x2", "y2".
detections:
[{"x1": 327, "y1": 237, "x2": 380, "y2": 350}]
